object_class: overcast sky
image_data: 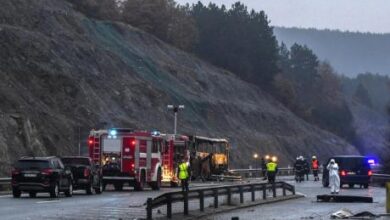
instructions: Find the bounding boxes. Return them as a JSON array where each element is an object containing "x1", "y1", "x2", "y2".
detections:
[{"x1": 176, "y1": 0, "x2": 390, "y2": 33}]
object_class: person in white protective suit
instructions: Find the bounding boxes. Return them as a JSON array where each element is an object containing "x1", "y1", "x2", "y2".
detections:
[{"x1": 327, "y1": 159, "x2": 340, "y2": 194}]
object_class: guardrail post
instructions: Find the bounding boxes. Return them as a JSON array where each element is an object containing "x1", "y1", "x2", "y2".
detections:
[
  {"x1": 184, "y1": 191, "x2": 189, "y2": 215},
  {"x1": 272, "y1": 183, "x2": 276, "y2": 198},
  {"x1": 282, "y1": 182, "x2": 286, "y2": 196},
  {"x1": 199, "y1": 191, "x2": 204, "y2": 212},
  {"x1": 387, "y1": 182, "x2": 390, "y2": 213},
  {"x1": 251, "y1": 185, "x2": 255, "y2": 202},
  {"x1": 292, "y1": 185, "x2": 296, "y2": 195},
  {"x1": 227, "y1": 187, "x2": 232, "y2": 205},
  {"x1": 239, "y1": 186, "x2": 244, "y2": 203},
  {"x1": 167, "y1": 194, "x2": 172, "y2": 218},
  {"x1": 213, "y1": 189, "x2": 218, "y2": 208},
  {"x1": 146, "y1": 198, "x2": 152, "y2": 220},
  {"x1": 262, "y1": 184, "x2": 266, "y2": 199}
]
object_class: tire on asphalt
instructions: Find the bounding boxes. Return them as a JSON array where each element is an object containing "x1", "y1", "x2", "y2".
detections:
[
  {"x1": 114, "y1": 183, "x2": 123, "y2": 191},
  {"x1": 65, "y1": 182, "x2": 73, "y2": 197},
  {"x1": 86, "y1": 182, "x2": 94, "y2": 195},
  {"x1": 134, "y1": 170, "x2": 146, "y2": 191},
  {"x1": 50, "y1": 183, "x2": 59, "y2": 198},
  {"x1": 12, "y1": 188, "x2": 21, "y2": 198},
  {"x1": 151, "y1": 169, "x2": 162, "y2": 190},
  {"x1": 29, "y1": 191, "x2": 37, "y2": 198},
  {"x1": 95, "y1": 180, "x2": 103, "y2": 194}
]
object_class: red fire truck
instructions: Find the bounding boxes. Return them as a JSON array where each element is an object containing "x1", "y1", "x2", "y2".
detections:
[
  {"x1": 88, "y1": 128, "x2": 163, "y2": 191},
  {"x1": 160, "y1": 134, "x2": 190, "y2": 186}
]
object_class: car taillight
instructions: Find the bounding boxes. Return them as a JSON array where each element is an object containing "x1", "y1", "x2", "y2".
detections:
[
  {"x1": 11, "y1": 168, "x2": 20, "y2": 176},
  {"x1": 368, "y1": 170, "x2": 373, "y2": 176},
  {"x1": 41, "y1": 168, "x2": 53, "y2": 175},
  {"x1": 84, "y1": 168, "x2": 90, "y2": 177},
  {"x1": 341, "y1": 170, "x2": 347, "y2": 176}
]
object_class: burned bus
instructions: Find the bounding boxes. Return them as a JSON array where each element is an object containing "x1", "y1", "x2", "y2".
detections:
[{"x1": 188, "y1": 136, "x2": 229, "y2": 180}]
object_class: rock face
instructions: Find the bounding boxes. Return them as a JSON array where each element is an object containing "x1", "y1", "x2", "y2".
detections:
[
  {"x1": 0, "y1": 0, "x2": 358, "y2": 174},
  {"x1": 347, "y1": 101, "x2": 390, "y2": 157}
]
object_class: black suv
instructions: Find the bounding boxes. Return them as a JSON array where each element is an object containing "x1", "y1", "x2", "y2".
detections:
[
  {"x1": 61, "y1": 156, "x2": 103, "y2": 194},
  {"x1": 11, "y1": 156, "x2": 73, "y2": 198},
  {"x1": 322, "y1": 155, "x2": 372, "y2": 188}
]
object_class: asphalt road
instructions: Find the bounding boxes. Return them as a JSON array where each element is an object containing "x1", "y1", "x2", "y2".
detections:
[
  {"x1": 0, "y1": 182, "x2": 232, "y2": 220},
  {"x1": 1, "y1": 177, "x2": 387, "y2": 220},
  {"x1": 204, "y1": 177, "x2": 388, "y2": 220}
]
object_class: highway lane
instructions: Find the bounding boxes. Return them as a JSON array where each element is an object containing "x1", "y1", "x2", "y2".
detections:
[
  {"x1": 0, "y1": 182, "x2": 237, "y2": 220},
  {"x1": 205, "y1": 177, "x2": 388, "y2": 220},
  {"x1": 3, "y1": 176, "x2": 385, "y2": 220}
]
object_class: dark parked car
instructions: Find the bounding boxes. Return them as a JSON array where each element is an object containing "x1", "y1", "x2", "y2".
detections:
[
  {"x1": 322, "y1": 155, "x2": 372, "y2": 188},
  {"x1": 61, "y1": 156, "x2": 103, "y2": 194},
  {"x1": 11, "y1": 156, "x2": 73, "y2": 198}
]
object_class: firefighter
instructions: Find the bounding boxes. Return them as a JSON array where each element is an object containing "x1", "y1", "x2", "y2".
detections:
[
  {"x1": 178, "y1": 157, "x2": 190, "y2": 192},
  {"x1": 327, "y1": 159, "x2": 340, "y2": 194},
  {"x1": 311, "y1": 156, "x2": 320, "y2": 181},
  {"x1": 303, "y1": 157, "x2": 310, "y2": 181},
  {"x1": 261, "y1": 157, "x2": 267, "y2": 180},
  {"x1": 294, "y1": 156, "x2": 304, "y2": 182},
  {"x1": 266, "y1": 157, "x2": 278, "y2": 184}
]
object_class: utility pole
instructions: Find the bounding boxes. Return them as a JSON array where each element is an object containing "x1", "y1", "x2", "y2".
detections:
[{"x1": 167, "y1": 105, "x2": 185, "y2": 135}]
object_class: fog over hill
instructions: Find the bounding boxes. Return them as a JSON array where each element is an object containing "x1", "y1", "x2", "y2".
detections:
[{"x1": 274, "y1": 27, "x2": 390, "y2": 77}]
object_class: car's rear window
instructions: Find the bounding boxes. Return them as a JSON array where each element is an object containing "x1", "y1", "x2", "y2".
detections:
[
  {"x1": 335, "y1": 157, "x2": 370, "y2": 170},
  {"x1": 61, "y1": 158, "x2": 90, "y2": 165},
  {"x1": 16, "y1": 160, "x2": 50, "y2": 170}
]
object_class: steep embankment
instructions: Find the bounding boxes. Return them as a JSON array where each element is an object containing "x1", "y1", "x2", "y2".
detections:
[
  {"x1": 0, "y1": 0, "x2": 358, "y2": 174},
  {"x1": 346, "y1": 100, "x2": 389, "y2": 156}
]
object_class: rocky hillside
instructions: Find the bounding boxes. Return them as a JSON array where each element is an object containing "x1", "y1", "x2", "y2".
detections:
[{"x1": 0, "y1": 0, "x2": 358, "y2": 175}]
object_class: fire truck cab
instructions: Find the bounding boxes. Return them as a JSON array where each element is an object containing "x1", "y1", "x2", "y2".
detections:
[
  {"x1": 161, "y1": 134, "x2": 189, "y2": 186},
  {"x1": 88, "y1": 128, "x2": 163, "y2": 191}
]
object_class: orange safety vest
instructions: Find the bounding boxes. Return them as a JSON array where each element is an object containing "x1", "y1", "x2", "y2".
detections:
[{"x1": 312, "y1": 160, "x2": 319, "y2": 169}]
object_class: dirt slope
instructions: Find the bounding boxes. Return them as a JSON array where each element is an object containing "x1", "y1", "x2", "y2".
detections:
[{"x1": 0, "y1": 0, "x2": 358, "y2": 174}]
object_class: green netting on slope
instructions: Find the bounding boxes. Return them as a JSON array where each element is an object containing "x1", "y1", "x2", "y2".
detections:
[{"x1": 80, "y1": 19, "x2": 205, "y2": 126}]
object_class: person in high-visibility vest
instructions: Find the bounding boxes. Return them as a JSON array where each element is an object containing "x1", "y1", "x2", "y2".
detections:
[
  {"x1": 178, "y1": 158, "x2": 190, "y2": 192},
  {"x1": 266, "y1": 158, "x2": 278, "y2": 184},
  {"x1": 311, "y1": 156, "x2": 320, "y2": 181}
]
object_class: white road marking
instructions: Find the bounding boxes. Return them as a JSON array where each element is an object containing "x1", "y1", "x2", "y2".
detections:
[
  {"x1": 36, "y1": 200, "x2": 60, "y2": 204},
  {"x1": 0, "y1": 195, "x2": 11, "y2": 198}
]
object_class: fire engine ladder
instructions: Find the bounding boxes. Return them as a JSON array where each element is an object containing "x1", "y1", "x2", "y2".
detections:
[{"x1": 92, "y1": 137, "x2": 101, "y2": 163}]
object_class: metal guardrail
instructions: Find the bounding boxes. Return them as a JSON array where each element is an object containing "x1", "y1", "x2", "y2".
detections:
[
  {"x1": 0, "y1": 178, "x2": 11, "y2": 185},
  {"x1": 229, "y1": 167, "x2": 295, "y2": 178},
  {"x1": 0, "y1": 177, "x2": 11, "y2": 191},
  {"x1": 371, "y1": 173, "x2": 390, "y2": 186},
  {"x1": 145, "y1": 181, "x2": 296, "y2": 220}
]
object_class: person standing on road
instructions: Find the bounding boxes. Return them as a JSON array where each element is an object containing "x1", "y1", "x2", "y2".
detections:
[
  {"x1": 178, "y1": 158, "x2": 190, "y2": 192},
  {"x1": 266, "y1": 158, "x2": 278, "y2": 184},
  {"x1": 294, "y1": 156, "x2": 304, "y2": 182},
  {"x1": 303, "y1": 157, "x2": 310, "y2": 181},
  {"x1": 261, "y1": 157, "x2": 267, "y2": 180},
  {"x1": 311, "y1": 156, "x2": 320, "y2": 181},
  {"x1": 327, "y1": 159, "x2": 340, "y2": 194}
]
